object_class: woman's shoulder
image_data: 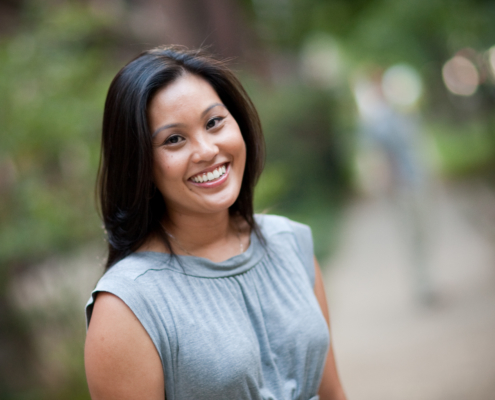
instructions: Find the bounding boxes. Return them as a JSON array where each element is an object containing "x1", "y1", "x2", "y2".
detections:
[
  {"x1": 85, "y1": 293, "x2": 165, "y2": 399},
  {"x1": 99, "y1": 251, "x2": 172, "y2": 282},
  {"x1": 86, "y1": 252, "x2": 175, "y2": 328},
  {"x1": 255, "y1": 214, "x2": 315, "y2": 282},
  {"x1": 255, "y1": 213, "x2": 312, "y2": 240}
]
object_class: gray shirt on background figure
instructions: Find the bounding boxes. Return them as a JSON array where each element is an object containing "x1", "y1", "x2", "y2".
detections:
[{"x1": 86, "y1": 214, "x2": 329, "y2": 400}]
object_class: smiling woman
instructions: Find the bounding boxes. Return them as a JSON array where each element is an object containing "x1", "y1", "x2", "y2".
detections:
[{"x1": 84, "y1": 46, "x2": 347, "y2": 400}]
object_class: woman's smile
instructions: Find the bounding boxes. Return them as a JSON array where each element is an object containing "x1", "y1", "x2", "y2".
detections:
[
  {"x1": 148, "y1": 73, "x2": 246, "y2": 217},
  {"x1": 189, "y1": 162, "x2": 230, "y2": 186}
]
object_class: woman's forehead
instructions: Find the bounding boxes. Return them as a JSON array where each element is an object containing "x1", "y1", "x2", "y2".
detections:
[
  {"x1": 148, "y1": 74, "x2": 225, "y2": 132},
  {"x1": 151, "y1": 73, "x2": 220, "y2": 111}
]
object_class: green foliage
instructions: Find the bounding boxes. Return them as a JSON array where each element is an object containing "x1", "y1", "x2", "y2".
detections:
[
  {"x1": 249, "y1": 0, "x2": 495, "y2": 186},
  {"x1": 429, "y1": 122, "x2": 495, "y2": 176},
  {"x1": 246, "y1": 80, "x2": 351, "y2": 258},
  {"x1": 0, "y1": 2, "x2": 118, "y2": 397},
  {"x1": 0, "y1": 2, "x2": 116, "y2": 266},
  {"x1": 251, "y1": 0, "x2": 495, "y2": 66}
]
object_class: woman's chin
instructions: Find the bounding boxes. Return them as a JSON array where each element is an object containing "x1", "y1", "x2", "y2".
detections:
[
  {"x1": 200, "y1": 197, "x2": 238, "y2": 214},
  {"x1": 192, "y1": 185, "x2": 241, "y2": 214},
  {"x1": 168, "y1": 192, "x2": 239, "y2": 217}
]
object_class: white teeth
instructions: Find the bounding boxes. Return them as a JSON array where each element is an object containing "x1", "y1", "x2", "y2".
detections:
[{"x1": 192, "y1": 165, "x2": 227, "y2": 183}]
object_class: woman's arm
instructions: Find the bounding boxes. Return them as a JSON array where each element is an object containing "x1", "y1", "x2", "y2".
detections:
[
  {"x1": 85, "y1": 292, "x2": 164, "y2": 400},
  {"x1": 314, "y1": 257, "x2": 347, "y2": 400}
]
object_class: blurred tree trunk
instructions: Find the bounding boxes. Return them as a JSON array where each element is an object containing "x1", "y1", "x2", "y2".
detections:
[
  {"x1": 0, "y1": 264, "x2": 38, "y2": 395},
  {"x1": 128, "y1": 0, "x2": 258, "y2": 64}
]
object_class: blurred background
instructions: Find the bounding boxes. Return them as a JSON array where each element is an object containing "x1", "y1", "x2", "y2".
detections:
[{"x1": 1, "y1": 0, "x2": 495, "y2": 399}]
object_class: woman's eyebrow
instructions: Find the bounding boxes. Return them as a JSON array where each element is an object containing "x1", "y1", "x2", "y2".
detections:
[
  {"x1": 152, "y1": 103, "x2": 226, "y2": 138},
  {"x1": 152, "y1": 122, "x2": 185, "y2": 138},
  {"x1": 201, "y1": 103, "x2": 226, "y2": 117}
]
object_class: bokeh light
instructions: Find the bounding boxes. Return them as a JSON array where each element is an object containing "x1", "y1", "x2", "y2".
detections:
[
  {"x1": 382, "y1": 64, "x2": 422, "y2": 109},
  {"x1": 300, "y1": 33, "x2": 342, "y2": 89},
  {"x1": 442, "y1": 55, "x2": 479, "y2": 96},
  {"x1": 488, "y1": 46, "x2": 495, "y2": 79}
]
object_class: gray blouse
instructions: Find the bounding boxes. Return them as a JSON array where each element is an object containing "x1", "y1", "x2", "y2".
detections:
[{"x1": 86, "y1": 214, "x2": 329, "y2": 400}]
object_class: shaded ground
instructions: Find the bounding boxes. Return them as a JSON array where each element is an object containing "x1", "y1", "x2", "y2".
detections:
[{"x1": 323, "y1": 181, "x2": 495, "y2": 400}]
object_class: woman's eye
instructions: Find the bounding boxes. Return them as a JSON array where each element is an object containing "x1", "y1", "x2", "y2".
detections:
[
  {"x1": 165, "y1": 135, "x2": 184, "y2": 145},
  {"x1": 206, "y1": 117, "x2": 224, "y2": 130}
]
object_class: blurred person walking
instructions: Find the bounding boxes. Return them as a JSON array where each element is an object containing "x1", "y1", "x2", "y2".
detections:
[{"x1": 353, "y1": 68, "x2": 433, "y2": 304}]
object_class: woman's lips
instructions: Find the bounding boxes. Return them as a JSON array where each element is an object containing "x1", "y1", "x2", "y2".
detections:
[{"x1": 188, "y1": 163, "x2": 230, "y2": 187}]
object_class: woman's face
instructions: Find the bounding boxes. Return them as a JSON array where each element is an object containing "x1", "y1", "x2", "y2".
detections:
[{"x1": 148, "y1": 73, "x2": 246, "y2": 218}]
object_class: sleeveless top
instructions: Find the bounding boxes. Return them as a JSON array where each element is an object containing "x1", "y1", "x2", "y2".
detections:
[{"x1": 86, "y1": 214, "x2": 329, "y2": 400}]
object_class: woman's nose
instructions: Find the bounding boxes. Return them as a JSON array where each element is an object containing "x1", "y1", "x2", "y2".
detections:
[{"x1": 191, "y1": 134, "x2": 219, "y2": 163}]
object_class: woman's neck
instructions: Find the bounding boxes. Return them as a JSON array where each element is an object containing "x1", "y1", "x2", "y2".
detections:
[
  {"x1": 166, "y1": 210, "x2": 232, "y2": 248},
  {"x1": 139, "y1": 210, "x2": 249, "y2": 262}
]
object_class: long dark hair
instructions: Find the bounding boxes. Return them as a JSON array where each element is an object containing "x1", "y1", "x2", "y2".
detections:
[{"x1": 98, "y1": 45, "x2": 265, "y2": 270}]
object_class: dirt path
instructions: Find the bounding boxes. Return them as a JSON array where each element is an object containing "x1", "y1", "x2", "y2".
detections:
[{"x1": 323, "y1": 182, "x2": 495, "y2": 400}]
